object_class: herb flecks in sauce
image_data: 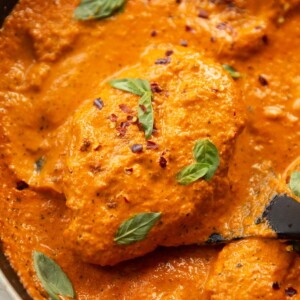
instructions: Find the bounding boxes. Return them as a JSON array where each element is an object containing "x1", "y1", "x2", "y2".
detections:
[
  {"x1": 114, "y1": 212, "x2": 161, "y2": 245},
  {"x1": 222, "y1": 64, "x2": 241, "y2": 79},
  {"x1": 74, "y1": 0, "x2": 126, "y2": 21},
  {"x1": 176, "y1": 139, "x2": 220, "y2": 185},
  {"x1": 33, "y1": 251, "x2": 75, "y2": 300},
  {"x1": 109, "y1": 78, "x2": 154, "y2": 139}
]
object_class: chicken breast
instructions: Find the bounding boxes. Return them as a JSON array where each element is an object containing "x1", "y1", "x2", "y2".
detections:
[
  {"x1": 62, "y1": 45, "x2": 245, "y2": 265},
  {"x1": 177, "y1": 0, "x2": 300, "y2": 56}
]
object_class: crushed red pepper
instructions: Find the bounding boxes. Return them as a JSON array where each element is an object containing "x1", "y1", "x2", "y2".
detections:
[
  {"x1": 146, "y1": 141, "x2": 159, "y2": 150},
  {"x1": 80, "y1": 139, "x2": 91, "y2": 152},
  {"x1": 198, "y1": 9, "x2": 209, "y2": 19},
  {"x1": 94, "y1": 98, "x2": 104, "y2": 110},
  {"x1": 16, "y1": 181, "x2": 29, "y2": 191},
  {"x1": 285, "y1": 287, "x2": 297, "y2": 297},
  {"x1": 159, "y1": 156, "x2": 167, "y2": 168},
  {"x1": 119, "y1": 104, "x2": 133, "y2": 113},
  {"x1": 155, "y1": 57, "x2": 171, "y2": 65},
  {"x1": 272, "y1": 282, "x2": 280, "y2": 290},
  {"x1": 151, "y1": 82, "x2": 163, "y2": 93},
  {"x1": 131, "y1": 144, "x2": 143, "y2": 153},
  {"x1": 258, "y1": 75, "x2": 269, "y2": 86},
  {"x1": 180, "y1": 39, "x2": 188, "y2": 47},
  {"x1": 109, "y1": 113, "x2": 118, "y2": 122},
  {"x1": 165, "y1": 50, "x2": 174, "y2": 56}
]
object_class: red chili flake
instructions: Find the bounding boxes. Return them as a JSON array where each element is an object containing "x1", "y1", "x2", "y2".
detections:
[
  {"x1": 151, "y1": 82, "x2": 163, "y2": 93},
  {"x1": 124, "y1": 197, "x2": 130, "y2": 203},
  {"x1": 210, "y1": 36, "x2": 216, "y2": 43},
  {"x1": 272, "y1": 282, "x2": 280, "y2": 290},
  {"x1": 124, "y1": 167, "x2": 133, "y2": 174},
  {"x1": 127, "y1": 115, "x2": 133, "y2": 121},
  {"x1": 285, "y1": 287, "x2": 297, "y2": 297},
  {"x1": 119, "y1": 104, "x2": 133, "y2": 113},
  {"x1": 137, "y1": 122, "x2": 144, "y2": 131},
  {"x1": 258, "y1": 75, "x2": 268, "y2": 86},
  {"x1": 216, "y1": 22, "x2": 228, "y2": 30},
  {"x1": 185, "y1": 25, "x2": 193, "y2": 32},
  {"x1": 94, "y1": 144, "x2": 102, "y2": 151},
  {"x1": 93, "y1": 98, "x2": 104, "y2": 110},
  {"x1": 107, "y1": 201, "x2": 118, "y2": 209},
  {"x1": 89, "y1": 165, "x2": 101, "y2": 174},
  {"x1": 16, "y1": 180, "x2": 29, "y2": 191},
  {"x1": 110, "y1": 113, "x2": 118, "y2": 122},
  {"x1": 233, "y1": 111, "x2": 236, "y2": 117},
  {"x1": 116, "y1": 127, "x2": 127, "y2": 137},
  {"x1": 80, "y1": 139, "x2": 91, "y2": 152},
  {"x1": 180, "y1": 39, "x2": 188, "y2": 47},
  {"x1": 151, "y1": 30, "x2": 157, "y2": 37},
  {"x1": 155, "y1": 57, "x2": 171, "y2": 65},
  {"x1": 159, "y1": 156, "x2": 167, "y2": 168},
  {"x1": 139, "y1": 104, "x2": 147, "y2": 112},
  {"x1": 131, "y1": 144, "x2": 143, "y2": 153},
  {"x1": 120, "y1": 121, "x2": 130, "y2": 129},
  {"x1": 176, "y1": 0, "x2": 181, "y2": 3},
  {"x1": 165, "y1": 50, "x2": 174, "y2": 56},
  {"x1": 146, "y1": 141, "x2": 159, "y2": 150},
  {"x1": 198, "y1": 9, "x2": 209, "y2": 19}
]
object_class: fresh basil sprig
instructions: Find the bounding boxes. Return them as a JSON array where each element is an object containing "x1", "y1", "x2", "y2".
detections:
[
  {"x1": 222, "y1": 64, "x2": 241, "y2": 79},
  {"x1": 176, "y1": 139, "x2": 220, "y2": 185},
  {"x1": 289, "y1": 171, "x2": 300, "y2": 198},
  {"x1": 33, "y1": 251, "x2": 75, "y2": 300},
  {"x1": 114, "y1": 212, "x2": 161, "y2": 245},
  {"x1": 74, "y1": 0, "x2": 126, "y2": 21},
  {"x1": 109, "y1": 78, "x2": 154, "y2": 139}
]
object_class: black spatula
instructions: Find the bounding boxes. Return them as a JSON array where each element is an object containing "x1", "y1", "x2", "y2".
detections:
[{"x1": 264, "y1": 194, "x2": 300, "y2": 240}]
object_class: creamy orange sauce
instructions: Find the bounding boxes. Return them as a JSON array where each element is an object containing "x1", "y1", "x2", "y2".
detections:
[{"x1": 1, "y1": 0, "x2": 300, "y2": 299}]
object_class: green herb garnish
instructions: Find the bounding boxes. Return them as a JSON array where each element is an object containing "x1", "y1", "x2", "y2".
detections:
[
  {"x1": 289, "y1": 171, "x2": 300, "y2": 198},
  {"x1": 176, "y1": 139, "x2": 220, "y2": 185},
  {"x1": 114, "y1": 212, "x2": 161, "y2": 245},
  {"x1": 109, "y1": 78, "x2": 150, "y2": 96},
  {"x1": 176, "y1": 163, "x2": 210, "y2": 186},
  {"x1": 109, "y1": 78, "x2": 154, "y2": 139},
  {"x1": 222, "y1": 64, "x2": 241, "y2": 79},
  {"x1": 193, "y1": 139, "x2": 220, "y2": 180},
  {"x1": 74, "y1": 0, "x2": 126, "y2": 21},
  {"x1": 33, "y1": 251, "x2": 75, "y2": 300}
]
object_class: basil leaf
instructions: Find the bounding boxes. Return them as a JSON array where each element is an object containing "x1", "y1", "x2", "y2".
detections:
[
  {"x1": 74, "y1": 0, "x2": 126, "y2": 20},
  {"x1": 289, "y1": 171, "x2": 300, "y2": 198},
  {"x1": 138, "y1": 91, "x2": 154, "y2": 139},
  {"x1": 176, "y1": 163, "x2": 210, "y2": 186},
  {"x1": 114, "y1": 212, "x2": 161, "y2": 245},
  {"x1": 193, "y1": 139, "x2": 220, "y2": 180},
  {"x1": 222, "y1": 64, "x2": 241, "y2": 79},
  {"x1": 109, "y1": 78, "x2": 151, "y2": 96},
  {"x1": 33, "y1": 251, "x2": 75, "y2": 300},
  {"x1": 109, "y1": 78, "x2": 154, "y2": 139}
]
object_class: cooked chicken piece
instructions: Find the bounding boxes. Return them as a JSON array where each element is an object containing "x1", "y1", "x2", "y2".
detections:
[
  {"x1": 206, "y1": 239, "x2": 294, "y2": 300},
  {"x1": 62, "y1": 45, "x2": 245, "y2": 265},
  {"x1": 178, "y1": 0, "x2": 300, "y2": 56}
]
